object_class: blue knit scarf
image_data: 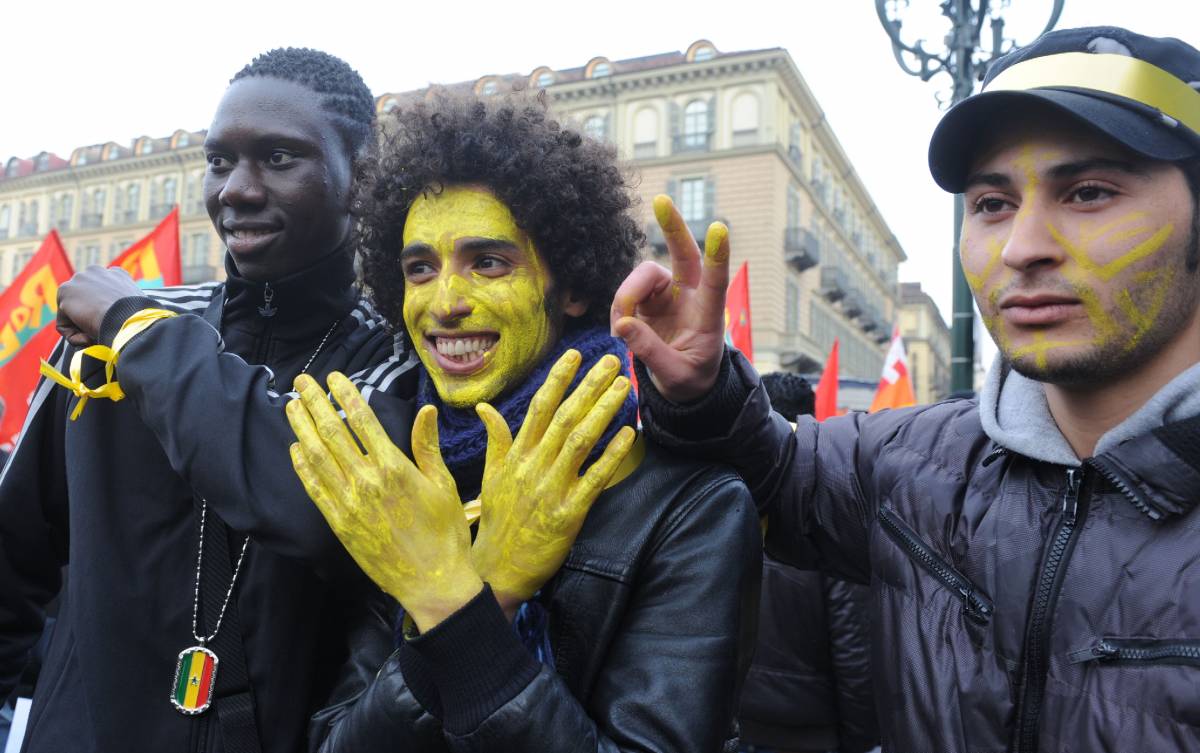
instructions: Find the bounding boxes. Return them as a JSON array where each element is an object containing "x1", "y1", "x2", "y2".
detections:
[
  {"x1": 416, "y1": 325, "x2": 639, "y2": 476},
  {"x1": 403, "y1": 325, "x2": 639, "y2": 666}
]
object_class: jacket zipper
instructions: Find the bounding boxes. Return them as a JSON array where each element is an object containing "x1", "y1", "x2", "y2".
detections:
[
  {"x1": 878, "y1": 507, "x2": 993, "y2": 625},
  {"x1": 1013, "y1": 468, "x2": 1086, "y2": 753},
  {"x1": 1085, "y1": 455, "x2": 1164, "y2": 521},
  {"x1": 1068, "y1": 638, "x2": 1200, "y2": 667}
]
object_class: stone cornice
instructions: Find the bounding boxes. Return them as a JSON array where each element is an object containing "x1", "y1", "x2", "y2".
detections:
[{"x1": 551, "y1": 51, "x2": 786, "y2": 102}]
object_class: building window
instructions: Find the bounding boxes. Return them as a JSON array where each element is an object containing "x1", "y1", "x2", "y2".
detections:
[
  {"x1": 35, "y1": 154, "x2": 50, "y2": 171},
  {"x1": 787, "y1": 184, "x2": 801, "y2": 229},
  {"x1": 786, "y1": 280, "x2": 800, "y2": 332},
  {"x1": 76, "y1": 244, "x2": 101, "y2": 269},
  {"x1": 590, "y1": 61, "x2": 611, "y2": 78},
  {"x1": 731, "y1": 92, "x2": 760, "y2": 147},
  {"x1": 536, "y1": 71, "x2": 555, "y2": 88},
  {"x1": 480, "y1": 80, "x2": 499, "y2": 96},
  {"x1": 583, "y1": 115, "x2": 608, "y2": 142},
  {"x1": 177, "y1": 132, "x2": 190, "y2": 148},
  {"x1": 681, "y1": 99, "x2": 711, "y2": 151},
  {"x1": 0, "y1": 205, "x2": 8, "y2": 238},
  {"x1": 788, "y1": 122, "x2": 804, "y2": 168},
  {"x1": 139, "y1": 140, "x2": 153, "y2": 155},
  {"x1": 109, "y1": 240, "x2": 132, "y2": 262},
  {"x1": 633, "y1": 107, "x2": 658, "y2": 159},
  {"x1": 693, "y1": 45, "x2": 716, "y2": 62},
  {"x1": 186, "y1": 233, "x2": 211, "y2": 266},
  {"x1": 12, "y1": 249, "x2": 34, "y2": 280},
  {"x1": 679, "y1": 178, "x2": 707, "y2": 223}
]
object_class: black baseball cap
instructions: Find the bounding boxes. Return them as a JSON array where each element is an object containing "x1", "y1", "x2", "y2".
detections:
[{"x1": 928, "y1": 26, "x2": 1200, "y2": 193}]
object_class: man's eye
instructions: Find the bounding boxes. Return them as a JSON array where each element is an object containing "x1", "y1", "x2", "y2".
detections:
[
  {"x1": 269, "y1": 151, "x2": 296, "y2": 166},
  {"x1": 404, "y1": 261, "x2": 435, "y2": 278},
  {"x1": 207, "y1": 155, "x2": 231, "y2": 170},
  {"x1": 973, "y1": 196, "x2": 1012, "y2": 215},
  {"x1": 1069, "y1": 184, "x2": 1113, "y2": 204},
  {"x1": 474, "y1": 255, "x2": 510, "y2": 272}
]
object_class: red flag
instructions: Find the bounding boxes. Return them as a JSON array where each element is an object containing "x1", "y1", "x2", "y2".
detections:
[
  {"x1": 0, "y1": 232, "x2": 75, "y2": 448},
  {"x1": 869, "y1": 326, "x2": 917, "y2": 413},
  {"x1": 814, "y1": 339, "x2": 839, "y2": 422},
  {"x1": 110, "y1": 207, "x2": 181, "y2": 288},
  {"x1": 724, "y1": 262, "x2": 753, "y2": 362}
]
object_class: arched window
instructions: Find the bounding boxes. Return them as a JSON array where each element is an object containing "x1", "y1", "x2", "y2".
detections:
[
  {"x1": 731, "y1": 92, "x2": 760, "y2": 147},
  {"x1": 588, "y1": 59, "x2": 612, "y2": 79},
  {"x1": 633, "y1": 107, "x2": 659, "y2": 159},
  {"x1": 177, "y1": 132, "x2": 190, "y2": 148},
  {"x1": 481, "y1": 80, "x2": 499, "y2": 96},
  {"x1": 536, "y1": 71, "x2": 555, "y2": 88},
  {"x1": 682, "y1": 100, "x2": 710, "y2": 150},
  {"x1": 583, "y1": 115, "x2": 607, "y2": 142},
  {"x1": 163, "y1": 177, "x2": 178, "y2": 206},
  {"x1": 693, "y1": 45, "x2": 717, "y2": 62}
]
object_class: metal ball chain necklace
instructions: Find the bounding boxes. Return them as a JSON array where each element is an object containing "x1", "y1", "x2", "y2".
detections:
[{"x1": 170, "y1": 320, "x2": 339, "y2": 715}]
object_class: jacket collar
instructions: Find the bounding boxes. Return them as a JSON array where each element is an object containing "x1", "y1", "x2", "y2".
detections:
[{"x1": 220, "y1": 248, "x2": 357, "y2": 340}]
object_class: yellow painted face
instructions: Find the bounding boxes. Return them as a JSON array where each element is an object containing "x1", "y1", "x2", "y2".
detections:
[
  {"x1": 401, "y1": 186, "x2": 557, "y2": 407},
  {"x1": 960, "y1": 119, "x2": 1197, "y2": 382}
]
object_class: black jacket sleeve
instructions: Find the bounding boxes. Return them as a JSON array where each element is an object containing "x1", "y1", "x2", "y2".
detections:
[
  {"x1": 104, "y1": 308, "x2": 409, "y2": 576},
  {"x1": 0, "y1": 340, "x2": 71, "y2": 701},
  {"x1": 638, "y1": 348, "x2": 886, "y2": 585},
  {"x1": 313, "y1": 474, "x2": 761, "y2": 753},
  {"x1": 823, "y1": 579, "x2": 879, "y2": 753}
]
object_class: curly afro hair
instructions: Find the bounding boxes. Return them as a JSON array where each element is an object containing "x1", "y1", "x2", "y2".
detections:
[
  {"x1": 232, "y1": 48, "x2": 375, "y2": 158},
  {"x1": 355, "y1": 91, "x2": 645, "y2": 330},
  {"x1": 760, "y1": 372, "x2": 815, "y2": 420}
]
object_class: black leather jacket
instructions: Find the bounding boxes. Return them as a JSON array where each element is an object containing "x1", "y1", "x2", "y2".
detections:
[{"x1": 309, "y1": 440, "x2": 762, "y2": 753}]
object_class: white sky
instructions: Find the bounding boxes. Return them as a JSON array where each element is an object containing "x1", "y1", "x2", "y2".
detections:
[{"x1": 3, "y1": 0, "x2": 1198, "y2": 365}]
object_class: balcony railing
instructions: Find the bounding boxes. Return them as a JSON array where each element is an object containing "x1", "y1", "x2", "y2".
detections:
[
  {"x1": 79, "y1": 213, "x2": 103, "y2": 229},
  {"x1": 842, "y1": 290, "x2": 863, "y2": 319},
  {"x1": 784, "y1": 227, "x2": 819, "y2": 273},
  {"x1": 16, "y1": 223, "x2": 38, "y2": 238},
  {"x1": 819, "y1": 265, "x2": 847, "y2": 302},
  {"x1": 117, "y1": 210, "x2": 139, "y2": 224},
  {"x1": 182, "y1": 264, "x2": 217, "y2": 284}
]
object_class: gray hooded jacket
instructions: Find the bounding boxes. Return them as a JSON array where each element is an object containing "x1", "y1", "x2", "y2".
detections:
[{"x1": 638, "y1": 350, "x2": 1200, "y2": 753}]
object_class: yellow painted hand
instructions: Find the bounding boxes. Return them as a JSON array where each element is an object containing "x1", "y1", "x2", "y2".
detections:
[
  {"x1": 471, "y1": 350, "x2": 637, "y2": 616},
  {"x1": 610, "y1": 194, "x2": 730, "y2": 402},
  {"x1": 286, "y1": 372, "x2": 482, "y2": 633}
]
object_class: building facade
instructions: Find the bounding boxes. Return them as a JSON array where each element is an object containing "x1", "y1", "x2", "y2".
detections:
[
  {"x1": 0, "y1": 131, "x2": 221, "y2": 287},
  {"x1": 2, "y1": 39, "x2": 910, "y2": 383},
  {"x1": 898, "y1": 281, "x2": 951, "y2": 404},
  {"x1": 379, "y1": 39, "x2": 907, "y2": 380}
]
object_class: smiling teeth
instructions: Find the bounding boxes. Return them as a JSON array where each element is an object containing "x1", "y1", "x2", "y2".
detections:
[
  {"x1": 435, "y1": 336, "x2": 496, "y2": 361},
  {"x1": 229, "y1": 229, "x2": 275, "y2": 239}
]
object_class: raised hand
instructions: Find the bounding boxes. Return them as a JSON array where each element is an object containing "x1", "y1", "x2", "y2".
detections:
[
  {"x1": 610, "y1": 194, "x2": 731, "y2": 403},
  {"x1": 56, "y1": 266, "x2": 145, "y2": 346},
  {"x1": 471, "y1": 350, "x2": 637, "y2": 616},
  {"x1": 286, "y1": 371, "x2": 482, "y2": 633}
]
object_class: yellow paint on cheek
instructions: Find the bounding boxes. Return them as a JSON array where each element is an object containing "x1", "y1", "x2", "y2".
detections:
[
  {"x1": 1049, "y1": 220, "x2": 1174, "y2": 282},
  {"x1": 1010, "y1": 331, "x2": 1094, "y2": 370},
  {"x1": 401, "y1": 187, "x2": 555, "y2": 407},
  {"x1": 963, "y1": 236, "x2": 1006, "y2": 294},
  {"x1": 1116, "y1": 267, "x2": 1176, "y2": 350}
]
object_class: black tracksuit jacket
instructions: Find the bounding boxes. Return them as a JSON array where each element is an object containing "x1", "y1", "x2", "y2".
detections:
[{"x1": 0, "y1": 251, "x2": 411, "y2": 753}]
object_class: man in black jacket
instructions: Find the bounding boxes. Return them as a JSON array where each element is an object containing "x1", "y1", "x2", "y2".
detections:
[
  {"x1": 286, "y1": 92, "x2": 761, "y2": 753},
  {"x1": 739, "y1": 373, "x2": 877, "y2": 753},
  {"x1": 0, "y1": 49, "x2": 409, "y2": 752},
  {"x1": 614, "y1": 26, "x2": 1200, "y2": 753}
]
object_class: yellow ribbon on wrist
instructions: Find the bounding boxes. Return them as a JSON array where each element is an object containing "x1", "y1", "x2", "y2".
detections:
[{"x1": 39, "y1": 308, "x2": 180, "y2": 420}]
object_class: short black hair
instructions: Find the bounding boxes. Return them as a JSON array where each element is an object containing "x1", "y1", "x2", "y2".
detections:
[
  {"x1": 760, "y1": 372, "x2": 815, "y2": 419},
  {"x1": 355, "y1": 91, "x2": 644, "y2": 330},
  {"x1": 232, "y1": 48, "x2": 375, "y2": 157}
]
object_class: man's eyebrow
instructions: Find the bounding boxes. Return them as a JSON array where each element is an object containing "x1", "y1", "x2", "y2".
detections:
[
  {"x1": 399, "y1": 242, "x2": 433, "y2": 261},
  {"x1": 1047, "y1": 158, "x2": 1150, "y2": 180},
  {"x1": 963, "y1": 172, "x2": 1012, "y2": 192},
  {"x1": 458, "y1": 237, "x2": 519, "y2": 253}
]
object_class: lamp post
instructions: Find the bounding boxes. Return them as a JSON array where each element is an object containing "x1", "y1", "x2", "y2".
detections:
[{"x1": 875, "y1": 0, "x2": 1063, "y2": 395}]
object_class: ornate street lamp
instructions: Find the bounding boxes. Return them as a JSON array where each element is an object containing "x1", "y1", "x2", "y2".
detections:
[{"x1": 876, "y1": 0, "x2": 1064, "y2": 395}]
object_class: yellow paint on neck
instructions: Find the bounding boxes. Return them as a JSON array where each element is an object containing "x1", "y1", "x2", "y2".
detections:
[{"x1": 402, "y1": 186, "x2": 555, "y2": 407}]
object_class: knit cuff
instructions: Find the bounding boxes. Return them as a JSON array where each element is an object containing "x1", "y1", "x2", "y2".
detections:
[
  {"x1": 98, "y1": 296, "x2": 159, "y2": 347},
  {"x1": 635, "y1": 347, "x2": 751, "y2": 441},
  {"x1": 404, "y1": 584, "x2": 540, "y2": 735}
]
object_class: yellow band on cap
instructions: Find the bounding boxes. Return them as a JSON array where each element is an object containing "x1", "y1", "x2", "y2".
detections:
[{"x1": 985, "y1": 52, "x2": 1200, "y2": 136}]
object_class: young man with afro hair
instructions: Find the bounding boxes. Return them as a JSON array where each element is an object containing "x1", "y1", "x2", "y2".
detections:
[
  {"x1": 0, "y1": 48, "x2": 416, "y2": 752},
  {"x1": 288, "y1": 92, "x2": 761, "y2": 752}
]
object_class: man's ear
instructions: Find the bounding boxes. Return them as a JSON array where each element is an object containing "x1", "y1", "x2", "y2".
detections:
[{"x1": 562, "y1": 290, "x2": 589, "y2": 318}]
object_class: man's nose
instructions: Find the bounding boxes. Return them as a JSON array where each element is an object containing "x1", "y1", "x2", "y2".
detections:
[
  {"x1": 430, "y1": 273, "x2": 472, "y2": 322},
  {"x1": 218, "y1": 161, "x2": 266, "y2": 209},
  {"x1": 1000, "y1": 202, "x2": 1066, "y2": 274}
]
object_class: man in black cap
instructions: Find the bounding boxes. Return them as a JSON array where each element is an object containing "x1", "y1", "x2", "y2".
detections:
[{"x1": 613, "y1": 26, "x2": 1200, "y2": 753}]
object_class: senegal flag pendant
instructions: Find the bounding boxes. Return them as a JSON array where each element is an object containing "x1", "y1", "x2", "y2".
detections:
[{"x1": 171, "y1": 645, "x2": 217, "y2": 715}]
